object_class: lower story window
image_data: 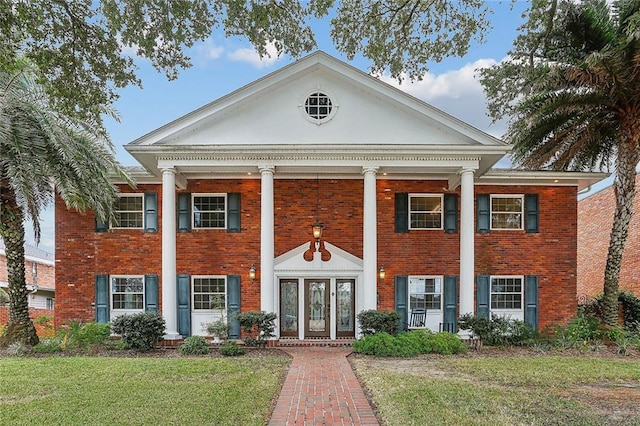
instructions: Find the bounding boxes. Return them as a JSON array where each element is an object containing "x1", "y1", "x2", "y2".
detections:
[
  {"x1": 409, "y1": 276, "x2": 442, "y2": 311},
  {"x1": 193, "y1": 277, "x2": 226, "y2": 310},
  {"x1": 111, "y1": 276, "x2": 144, "y2": 310},
  {"x1": 490, "y1": 276, "x2": 523, "y2": 310},
  {"x1": 46, "y1": 297, "x2": 54, "y2": 310}
]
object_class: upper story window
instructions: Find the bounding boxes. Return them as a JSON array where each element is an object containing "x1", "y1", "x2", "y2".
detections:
[
  {"x1": 193, "y1": 194, "x2": 226, "y2": 229},
  {"x1": 113, "y1": 195, "x2": 144, "y2": 229},
  {"x1": 409, "y1": 194, "x2": 443, "y2": 230},
  {"x1": 490, "y1": 195, "x2": 523, "y2": 230},
  {"x1": 111, "y1": 276, "x2": 144, "y2": 310},
  {"x1": 193, "y1": 277, "x2": 226, "y2": 311},
  {"x1": 490, "y1": 276, "x2": 523, "y2": 310}
]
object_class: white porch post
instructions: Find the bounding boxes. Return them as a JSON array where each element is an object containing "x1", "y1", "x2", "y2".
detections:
[
  {"x1": 362, "y1": 166, "x2": 378, "y2": 311},
  {"x1": 459, "y1": 168, "x2": 476, "y2": 317},
  {"x1": 161, "y1": 168, "x2": 180, "y2": 339},
  {"x1": 260, "y1": 166, "x2": 275, "y2": 313}
]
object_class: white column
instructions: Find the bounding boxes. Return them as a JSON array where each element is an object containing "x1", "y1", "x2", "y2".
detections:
[
  {"x1": 161, "y1": 168, "x2": 180, "y2": 339},
  {"x1": 260, "y1": 166, "x2": 275, "y2": 313},
  {"x1": 362, "y1": 166, "x2": 378, "y2": 311},
  {"x1": 459, "y1": 168, "x2": 476, "y2": 317}
]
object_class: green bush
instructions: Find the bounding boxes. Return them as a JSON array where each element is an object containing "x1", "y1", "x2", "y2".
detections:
[
  {"x1": 563, "y1": 314, "x2": 600, "y2": 344},
  {"x1": 0, "y1": 288, "x2": 8, "y2": 305},
  {"x1": 352, "y1": 330, "x2": 467, "y2": 357},
  {"x1": 111, "y1": 312, "x2": 165, "y2": 351},
  {"x1": 219, "y1": 340, "x2": 245, "y2": 356},
  {"x1": 357, "y1": 310, "x2": 401, "y2": 336},
  {"x1": 33, "y1": 338, "x2": 63, "y2": 354},
  {"x1": 458, "y1": 314, "x2": 536, "y2": 346},
  {"x1": 179, "y1": 336, "x2": 210, "y2": 355},
  {"x1": 426, "y1": 332, "x2": 467, "y2": 355},
  {"x1": 237, "y1": 311, "x2": 276, "y2": 347},
  {"x1": 581, "y1": 291, "x2": 640, "y2": 332},
  {"x1": 59, "y1": 321, "x2": 111, "y2": 350},
  {"x1": 34, "y1": 315, "x2": 53, "y2": 325}
]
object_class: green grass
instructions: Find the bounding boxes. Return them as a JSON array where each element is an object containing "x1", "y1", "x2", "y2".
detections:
[
  {"x1": 0, "y1": 356, "x2": 289, "y2": 425},
  {"x1": 351, "y1": 355, "x2": 640, "y2": 426}
]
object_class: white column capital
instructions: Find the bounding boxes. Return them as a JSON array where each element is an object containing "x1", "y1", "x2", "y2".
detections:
[
  {"x1": 362, "y1": 166, "x2": 379, "y2": 176},
  {"x1": 161, "y1": 167, "x2": 176, "y2": 175},
  {"x1": 259, "y1": 165, "x2": 275, "y2": 175},
  {"x1": 459, "y1": 167, "x2": 477, "y2": 176}
]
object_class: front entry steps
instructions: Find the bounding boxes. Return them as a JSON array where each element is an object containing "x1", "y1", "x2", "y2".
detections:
[{"x1": 276, "y1": 338, "x2": 355, "y2": 347}]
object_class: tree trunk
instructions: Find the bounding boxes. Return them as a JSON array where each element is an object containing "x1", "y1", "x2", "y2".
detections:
[
  {"x1": 0, "y1": 172, "x2": 39, "y2": 346},
  {"x1": 602, "y1": 135, "x2": 640, "y2": 327}
]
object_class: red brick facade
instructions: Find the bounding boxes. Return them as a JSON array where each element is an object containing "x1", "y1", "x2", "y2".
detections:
[
  {"x1": 56, "y1": 179, "x2": 578, "y2": 331},
  {"x1": 577, "y1": 174, "x2": 640, "y2": 297}
]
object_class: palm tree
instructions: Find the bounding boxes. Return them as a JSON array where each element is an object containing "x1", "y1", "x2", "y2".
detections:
[
  {"x1": 0, "y1": 61, "x2": 131, "y2": 346},
  {"x1": 483, "y1": 0, "x2": 640, "y2": 327}
]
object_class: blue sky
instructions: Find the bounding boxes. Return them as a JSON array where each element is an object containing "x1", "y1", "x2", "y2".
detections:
[{"x1": 32, "y1": 1, "x2": 588, "y2": 253}]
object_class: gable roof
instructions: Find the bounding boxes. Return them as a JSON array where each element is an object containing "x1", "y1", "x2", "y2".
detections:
[{"x1": 125, "y1": 51, "x2": 510, "y2": 183}]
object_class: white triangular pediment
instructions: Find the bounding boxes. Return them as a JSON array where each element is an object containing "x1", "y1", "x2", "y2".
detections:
[
  {"x1": 129, "y1": 52, "x2": 505, "y2": 149},
  {"x1": 274, "y1": 241, "x2": 363, "y2": 273}
]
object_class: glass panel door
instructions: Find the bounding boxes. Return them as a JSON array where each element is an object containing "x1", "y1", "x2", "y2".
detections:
[
  {"x1": 305, "y1": 279, "x2": 330, "y2": 337},
  {"x1": 336, "y1": 279, "x2": 355, "y2": 337},
  {"x1": 280, "y1": 279, "x2": 298, "y2": 337}
]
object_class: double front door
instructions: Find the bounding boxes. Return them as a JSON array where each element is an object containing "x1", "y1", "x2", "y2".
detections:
[{"x1": 280, "y1": 278, "x2": 355, "y2": 339}]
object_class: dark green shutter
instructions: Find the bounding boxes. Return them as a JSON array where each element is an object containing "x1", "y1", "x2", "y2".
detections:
[
  {"x1": 525, "y1": 194, "x2": 539, "y2": 233},
  {"x1": 395, "y1": 193, "x2": 409, "y2": 233},
  {"x1": 144, "y1": 274, "x2": 158, "y2": 312},
  {"x1": 95, "y1": 217, "x2": 108, "y2": 232},
  {"x1": 177, "y1": 193, "x2": 191, "y2": 232},
  {"x1": 476, "y1": 275, "x2": 490, "y2": 319},
  {"x1": 443, "y1": 276, "x2": 458, "y2": 331},
  {"x1": 95, "y1": 275, "x2": 109, "y2": 323},
  {"x1": 227, "y1": 193, "x2": 241, "y2": 233},
  {"x1": 477, "y1": 194, "x2": 490, "y2": 233},
  {"x1": 444, "y1": 194, "x2": 458, "y2": 233},
  {"x1": 144, "y1": 193, "x2": 158, "y2": 233},
  {"x1": 177, "y1": 274, "x2": 191, "y2": 337},
  {"x1": 525, "y1": 275, "x2": 539, "y2": 330},
  {"x1": 394, "y1": 275, "x2": 408, "y2": 332},
  {"x1": 227, "y1": 275, "x2": 241, "y2": 339}
]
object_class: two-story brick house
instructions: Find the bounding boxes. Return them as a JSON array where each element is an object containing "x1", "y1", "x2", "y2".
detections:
[{"x1": 55, "y1": 52, "x2": 605, "y2": 340}]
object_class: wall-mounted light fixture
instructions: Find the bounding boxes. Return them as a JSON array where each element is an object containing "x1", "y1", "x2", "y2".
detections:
[
  {"x1": 249, "y1": 264, "x2": 256, "y2": 282},
  {"x1": 379, "y1": 266, "x2": 386, "y2": 282},
  {"x1": 312, "y1": 222, "x2": 323, "y2": 242}
]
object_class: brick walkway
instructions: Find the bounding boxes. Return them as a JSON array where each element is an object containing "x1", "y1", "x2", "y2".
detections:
[{"x1": 268, "y1": 347, "x2": 379, "y2": 426}]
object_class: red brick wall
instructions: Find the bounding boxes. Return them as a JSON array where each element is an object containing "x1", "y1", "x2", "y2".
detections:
[
  {"x1": 578, "y1": 174, "x2": 640, "y2": 297},
  {"x1": 56, "y1": 179, "x2": 579, "y2": 330},
  {"x1": 0, "y1": 254, "x2": 54, "y2": 289},
  {"x1": 0, "y1": 307, "x2": 54, "y2": 325}
]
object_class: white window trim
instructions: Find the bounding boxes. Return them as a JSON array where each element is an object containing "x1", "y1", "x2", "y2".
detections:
[
  {"x1": 408, "y1": 275, "x2": 443, "y2": 309},
  {"x1": 192, "y1": 275, "x2": 227, "y2": 312},
  {"x1": 408, "y1": 193, "x2": 444, "y2": 230},
  {"x1": 299, "y1": 89, "x2": 339, "y2": 125},
  {"x1": 111, "y1": 194, "x2": 144, "y2": 230},
  {"x1": 490, "y1": 194, "x2": 524, "y2": 231},
  {"x1": 192, "y1": 193, "x2": 227, "y2": 230},
  {"x1": 110, "y1": 275, "x2": 145, "y2": 313},
  {"x1": 489, "y1": 275, "x2": 524, "y2": 312}
]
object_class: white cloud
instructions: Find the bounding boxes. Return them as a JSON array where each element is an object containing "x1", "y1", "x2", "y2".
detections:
[
  {"x1": 227, "y1": 43, "x2": 281, "y2": 69},
  {"x1": 194, "y1": 38, "x2": 225, "y2": 63},
  {"x1": 380, "y1": 58, "x2": 508, "y2": 139}
]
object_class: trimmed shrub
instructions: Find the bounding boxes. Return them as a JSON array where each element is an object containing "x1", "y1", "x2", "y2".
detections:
[
  {"x1": 219, "y1": 340, "x2": 245, "y2": 356},
  {"x1": 352, "y1": 330, "x2": 467, "y2": 357},
  {"x1": 357, "y1": 310, "x2": 401, "y2": 336},
  {"x1": 458, "y1": 314, "x2": 536, "y2": 346},
  {"x1": 581, "y1": 291, "x2": 640, "y2": 332},
  {"x1": 111, "y1": 312, "x2": 165, "y2": 351},
  {"x1": 179, "y1": 336, "x2": 210, "y2": 355},
  {"x1": 237, "y1": 311, "x2": 276, "y2": 347}
]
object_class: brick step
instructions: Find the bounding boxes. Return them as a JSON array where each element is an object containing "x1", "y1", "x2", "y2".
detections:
[{"x1": 276, "y1": 339, "x2": 355, "y2": 347}]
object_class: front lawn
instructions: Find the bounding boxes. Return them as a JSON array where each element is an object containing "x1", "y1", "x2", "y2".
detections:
[
  {"x1": 0, "y1": 355, "x2": 289, "y2": 425},
  {"x1": 351, "y1": 353, "x2": 640, "y2": 426}
]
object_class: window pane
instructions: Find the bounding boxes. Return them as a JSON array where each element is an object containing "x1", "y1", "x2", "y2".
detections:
[
  {"x1": 193, "y1": 278, "x2": 226, "y2": 310},
  {"x1": 409, "y1": 196, "x2": 442, "y2": 229},
  {"x1": 490, "y1": 277, "x2": 522, "y2": 309},
  {"x1": 111, "y1": 277, "x2": 144, "y2": 310},
  {"x1": 193, "y1": 196, "x2": 226, "y2": 228},
  {"x1": 113, "y1": 196, "x2": 143, "y2": 228}
]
